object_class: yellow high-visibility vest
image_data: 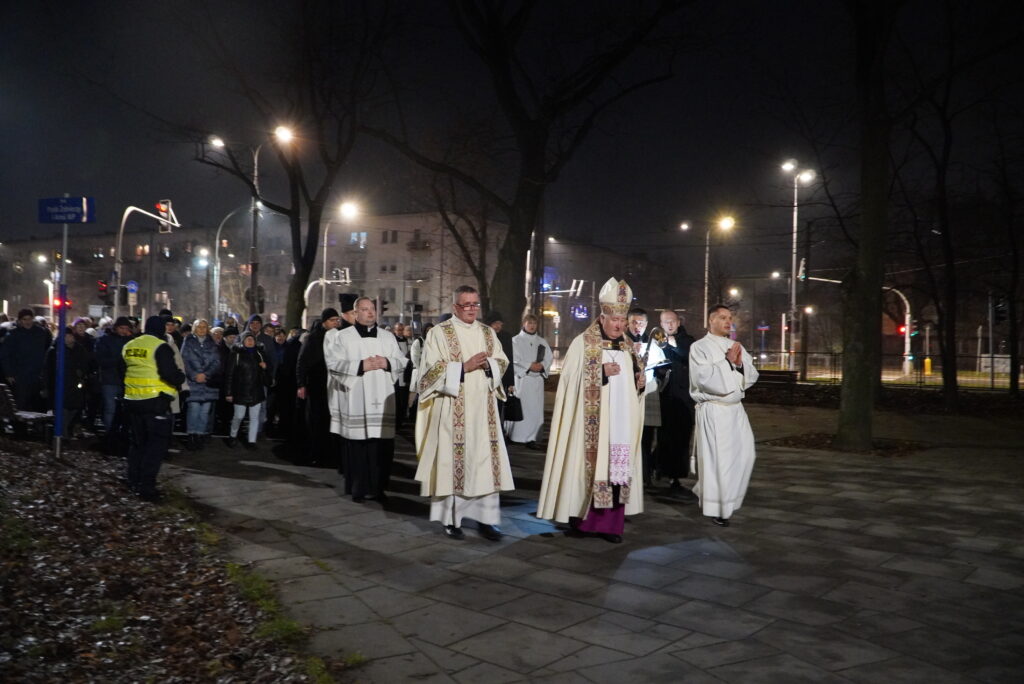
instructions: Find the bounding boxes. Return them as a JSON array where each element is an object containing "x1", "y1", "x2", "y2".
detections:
[{"x1": 123, "y1": 335, "x2": 178, "y2": 401}]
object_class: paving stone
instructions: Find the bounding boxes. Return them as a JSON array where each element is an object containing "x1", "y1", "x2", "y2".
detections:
[
  {"x1": 831, "y1": 610, "x2": 922, "y2": 638},
  {"x1": 226, "y1": 539, "x2": 302, "y2": 562},
  {"x1": 367, "y1": 560, "x2": 462, "y2": 592},
  {"x1": 592, "y1": 559, "x2": 690, "y2": 589},
  {"x1": 663, "y1": 574, "x2": 770, "y2": 607},
  {"x1": 391, "y1": 603, "x2": 506, "y2": 647},
  {"x1": 276, "y1": 573, "x2": 350, "y2": 603},
  {"x1": 355, "y1": 531, "x2": 440, "y2": 555},
  {"x1": 580, "y1": 582, "x2": 687, "y2": 618},
  {"x1": 821, "y1": 581, "x2": 926, "y2": 613},
  {"x1": 537, "y1": 644, "x2": 632, "y2": 673},
  {"x1": 252, "y1": 555, "x2": 326, "y2": 581},
  {"x1": 559, "y1": 612, "x2": 676, "y2": 656},
  {"x1": 508, "y1": 567, "x2": 606, "y2": 599},
  {"x1": 672, "y1": 637, "x2": 780, "y2": 668},
  {"x1": 964, "y1": 566, "x2": 1024, "y2": 591},
  {"x1": 423, "y1": 576, "x2": 531, "y2": 611},
  {"x1": 486, "y1": 592, "x2": 604, "y2": 631},
  {"x1": 839, "y1": 656, "x2": 978, "y2": 683},
  {"x1": 577, "y1": 652, "x2": 723, "y2": 684},
  {"x1": 286, "y1": 594, "x2": 376, "y2": 627},
  {"x1": 356, "y1": 585, "x2": 436, "y2": 618},
  {"x1": 656, "y1": 600, "x2": 774, "y2": 639},
  {"x1": 745, "y1": 589, "x2": 855, "y2": 626},
  {"x1": 709, "y1": 653, "x2": 853, "y2": 683},
  {"x1": 407, "y1": 637, "x2": 480, "y2": 674},
  {"x1": 453, "y1": 555, "x2": 539, "y2": 581},
  {"x1": 347, "y1": 652, "x2": 457, "y2": 683},
  {"x1": 670, "y1": 556, "x2": 755, "y2": 580},
  {"x1": 451, "y1": 661, "x2": 525, "y2": 683},
  {"x1": 752, "y1": 621, "x2": 897, "y2": 671},
  {"x1": 308, "y1": 622, "x2": 415, "y2": 660},
  {"x1": 881, "y1": 555, "x2": 976, "y2": 580},
  {"x1": 745, "y1": 570, "x2": 842, "y2": 596},
  {"x1": 449, "y1": 622, "x2": 587, "y2": 673}
]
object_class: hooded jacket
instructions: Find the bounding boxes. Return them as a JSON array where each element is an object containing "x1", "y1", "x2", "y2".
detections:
[{"x1": 225, "y1": 333, "x2": 272, "y2": 406}]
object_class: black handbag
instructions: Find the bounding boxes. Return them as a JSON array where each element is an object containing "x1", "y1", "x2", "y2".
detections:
[{"x1": 504, "y1": 394, "x2": 524, "y2": 422}]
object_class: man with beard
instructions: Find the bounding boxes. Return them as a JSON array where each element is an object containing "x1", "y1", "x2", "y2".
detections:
[
  {"x1": 538, "y1": 278, "x2": 645, "y2": 544},
  {"x1": 654, "y1": 309, "x2": 699, "y2": 503}
]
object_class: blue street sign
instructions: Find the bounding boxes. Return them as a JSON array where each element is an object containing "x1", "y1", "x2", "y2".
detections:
[
  {"x1": 757, "y1": 325, "x2": 770, "y2": 331},
  {"x1": 38, "y1": 197, "x2": 96, "y2": 223},
  {"x1": 126, "y1": 280, "x2": 139, "y2": 294}
]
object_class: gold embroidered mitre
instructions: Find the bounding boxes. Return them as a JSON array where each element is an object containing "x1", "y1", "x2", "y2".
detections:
[{"x1": 598, "y1": 277, "x2": 632, "y2": 317}]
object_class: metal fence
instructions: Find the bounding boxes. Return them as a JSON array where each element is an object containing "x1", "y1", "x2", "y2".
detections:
[{"x1": 754, "y1": 351, "x2": 1019, "y2": 389}]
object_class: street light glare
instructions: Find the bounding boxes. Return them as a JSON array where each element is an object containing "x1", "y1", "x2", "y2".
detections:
[
  {"x1": 729, "y1": 287, "x2": 740, "y2": 297},
  {"x1": 718, "y1": 216, "x2": 735, "y2": 230},
  {"x1": 798, "y1": 169, "x2": 817, "y2": 184},
  {"x1": 198, "y1": 247, "x2": 210, "y2": 257},
  {"x1": 36, "y1": 254, "x2": 47, "y2": 263},
  {"x1": 209, "y1": 136, "x2": 225, "y2": 148},
  {"x1": 339, "y1": 201, "x2": 360, "y2": 220},
  {"x1": 771, "y1": 271, "x2": 781, "y2": 278},
  {"x1": 548, "y1": 236, "x2": 556, "y2": 242},
  {"x1": 679, "y1": 222, "x2": 690, "y2": 231},
  {"x1": 275, "y1": 126, "x2": 294, "y2": 143},
  {"x1": 804, "y1": 306, "x2": 815, "y2": 314},
  {"x1": 198, "y1": 258, "x2": 209, "y2": 268},
  {"x1": 781, "y1": 159, "x2": 797, "y2": 172}
]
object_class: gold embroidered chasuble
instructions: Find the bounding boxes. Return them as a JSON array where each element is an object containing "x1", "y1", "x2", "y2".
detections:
[
  {"x1": 537, "y1": 322, "x2": 645, "y2": 523},
  {"x1": 414, "y1": 318, "x2": 514, "y2": 498}
]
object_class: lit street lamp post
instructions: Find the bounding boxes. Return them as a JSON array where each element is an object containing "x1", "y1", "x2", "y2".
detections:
[
  {"x1": 212, "y1": 204, "x2": 252, "y2": 323},
  {"x1": 781, "y1": 160, "x2": 816, "y2": 369},
  {"x1": 681, "y1": 216, "x2": 735, "y2": 323},
  {"x1": 322, "y1": 201, "x2": 360, "y2": 312}
]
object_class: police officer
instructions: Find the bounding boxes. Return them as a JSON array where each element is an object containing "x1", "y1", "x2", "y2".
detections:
[{"x1": 118, "y1": 315, "x2": 185, "y2": 502}]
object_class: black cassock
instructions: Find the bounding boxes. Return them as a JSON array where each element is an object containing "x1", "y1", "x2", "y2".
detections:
[{"x1": 655, "y1": 327, "x2": 696, "y2": 479}]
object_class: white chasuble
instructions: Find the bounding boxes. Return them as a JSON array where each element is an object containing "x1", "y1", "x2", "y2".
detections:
[
  {"x1": 506, "y1": 330, "x2": 553, "y2": 443},
  {"x1": 537, "y1": 323, "x2": 644, "y2": 524},
  {"x1": 324, "y1": 326, "x2": 407, "y2": 440},
  {"x1": 688, "y1": 333, "x2": 759, "y2": 518},
  {"x1": 414, "y1": 318, "x2": 514, "y2": 498}
]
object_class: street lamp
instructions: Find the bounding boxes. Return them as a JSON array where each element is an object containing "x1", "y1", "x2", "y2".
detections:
[
  {"x1": 321, "y1": 201, "x2": 361, "y2": 311},
  {"x1": 682, "y1": 216, "x2": 735, "y2": 323},
  {"x1": 208, "y1": 125, "x2": 293, "y2": 315},
  {"x1": 781, "y1": 159, "x2": 816, "y2": 368}
]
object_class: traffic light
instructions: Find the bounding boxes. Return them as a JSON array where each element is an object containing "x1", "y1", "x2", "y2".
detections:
[
  {"x1": 897, "y1": 325, "x2": 907, "y2": 335},
  {"x1": 911, "y1": 320, "x2": 919, "y2": 336},
  {"x1": 98, "y1": 280, "x2": 112, "y2": 304},
  {"x1": 380, "y1": 300, "x2": 389, "y2": 315},
  {"x1": 994, "y1": 296, "x2": 1008, "y2": 324},
  {"x1": 155, "y1": 199, "x2": 173, "y2": 233},
  {"x1": 52, "y1": 297, "x2": 72, "y2": 310}
]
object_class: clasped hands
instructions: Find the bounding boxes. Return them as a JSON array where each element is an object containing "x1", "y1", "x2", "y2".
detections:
[
  {"x1": 362, "y1": 355, "x2": 389, "y2": 372},
  {"x1": 725, "y1": 342, "x2": 743, "y2": 366},
  {"x1": 603, "y1": 361, "x2": 646, "y2": 390},
  {"x1": 463, "y1": 351, "x2": 489, "y2": 373}
]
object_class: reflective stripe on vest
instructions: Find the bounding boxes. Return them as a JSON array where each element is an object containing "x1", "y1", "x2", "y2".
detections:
[{"x1": 123, "y1": 335, "x2": 178, "y2": 401}]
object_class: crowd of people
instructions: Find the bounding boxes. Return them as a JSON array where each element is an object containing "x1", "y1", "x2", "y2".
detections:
[{"x1": 1, "y1": 279, "x2": 758, "y2": 536}]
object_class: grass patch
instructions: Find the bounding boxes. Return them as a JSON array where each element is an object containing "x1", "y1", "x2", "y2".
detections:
[
  {"x1": 225, "y1": 562, "x2": 309, "y2": 648},
  {"x1": 305, "y1": 656, "x2": 337, "y2": 683},
  {"x1": 0, "y1": 512, "x2": 35, "y2": 554},
  {"x1": 89, "y1": 603, "x2": 132, "y2": 633},
  {"x1": 157, "y1": 485, "x2": 198, "y2": 518},
  {"x1": 312, "y1": 558, "x2": 331, "y2": 572},
  {"x1": 256, "y1": 615, "x2": 307, "y2": 647},
  {"x1": 343, "y1": 652, "x2": 367, "y2": 667},
  {"x1": 194, "y1": 522, "x2": 222, "y2": 548}
]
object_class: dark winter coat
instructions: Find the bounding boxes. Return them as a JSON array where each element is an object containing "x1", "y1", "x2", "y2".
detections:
[
  {"x1": 0, "y1": 323, "x2": 52, "y2": 385},
  {"x1": 42, "y1": 338, "x2": 96, "y2": 411},
  {"x1": 95, "y1": 331, "x2": 132, "y2": 386},
  {"x1": 181, "y1": 334, "x2": 222, "y2": 403},
  {"x1": 224, "y1": 344, "x2": 272, "y2": 407}
]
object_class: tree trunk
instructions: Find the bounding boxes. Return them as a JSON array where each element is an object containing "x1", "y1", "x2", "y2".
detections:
[{"x1": 835, "y1": 0, "x2": 896, "y2": 451}]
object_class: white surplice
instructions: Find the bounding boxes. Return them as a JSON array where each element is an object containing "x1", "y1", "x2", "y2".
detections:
[
  {"x1": 323, "y1": 326, "x2": 407, "y2": 439},
  {"x1": 414, "y1": 317, "x2": 514, "y2": 524},
  {"x1": 506, "y1": 330, "x2": 553, "y2": 443},
  {"x1": 688, "y1": 333, "x2": 759, "y2": 519}
]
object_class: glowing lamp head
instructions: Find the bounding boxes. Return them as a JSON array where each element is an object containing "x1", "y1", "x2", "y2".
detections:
[
  {"x1": 771, "y1": 271, "x2": 781, "y2": 279},
  {"x1": 679, "y1": 222, "x2": 690, "y2": 231},
  {"x1": 339, "y1": 201, "x2": 360, "y2": 221},
  {"x1": 728, "y1": 287, "x2": 740, "y2": 297},
  {"x1": 209, "y1": 136, "x2": 225, "y2": 148},
  {"x1": 718, "y1": 216, "x2": 735, "y2": 231},
  {"x1": 781, "y1": 159, "x2": 797, "y2": 172},
  {"x1": 274, "y1": 126, "x2": 294, "y2": 143},
  {"x1": 798, "y1": 169, "x2": 817, "y2": 184}
]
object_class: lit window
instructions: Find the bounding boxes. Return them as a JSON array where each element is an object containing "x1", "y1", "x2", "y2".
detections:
[{"x1": 221, "y1": 239, "x2": 229, "y2": 248}]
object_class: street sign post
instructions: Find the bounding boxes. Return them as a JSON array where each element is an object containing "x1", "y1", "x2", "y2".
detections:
[
  {"x1": 38, "y1": 197, "x2": 96, "y2": 224},
  {"x1": 126, "y1": 281, "x2": 139, "y2": 315}
]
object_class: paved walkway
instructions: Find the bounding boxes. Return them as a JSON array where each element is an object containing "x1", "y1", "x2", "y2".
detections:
[{"x1": 165, "y1": 404, "x2": 1024, "y2": 683}]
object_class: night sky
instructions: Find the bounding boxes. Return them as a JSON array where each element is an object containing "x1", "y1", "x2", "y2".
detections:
[{"x1": 0, "y1": 1, "x2": 919, "y2": 289}]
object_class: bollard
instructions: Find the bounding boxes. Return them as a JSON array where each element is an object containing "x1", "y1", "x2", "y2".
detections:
[{"x1": 924, "y1": 357, "x2": 932, "y2": 376}]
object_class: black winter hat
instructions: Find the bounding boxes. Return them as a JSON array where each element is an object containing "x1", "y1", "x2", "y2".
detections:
[
  {"x1": 339, "y1": 293, "x2": 359, "y2": 313},
  {"x1": 247, "y1": 314, "x2": 263, "y2": 326},
  {"x1": 483, "y1": 310, "x2": 504, "y2": 325},
  {"x1": 144, "y1": 316, "x2": 168, "y2": 337},
  {"x1": 321, "y1": 307, "x2": 340, "y2": 321},
  {"x1": 113, "y1": 316, "x2": 133, "y2": 328},
  {"x1": 223, "y1": 326, "x2": 239, "y2": 337}
]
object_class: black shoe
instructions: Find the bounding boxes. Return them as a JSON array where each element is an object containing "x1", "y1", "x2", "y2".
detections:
[
  {"x1": 668, "y1": 481, "x2": 698, "y2": 503},
  {"x1": 242, "y1": 439, "x2": 257, "y2": 451},
  {"x1": 599, "y1": 533, "x2": 623, "y2": 544},
  {"x1": 224, "y1": 437, "x2": 237, "y2": 448},
  {"x1": 443, "y1": 525, "x2": 465, "y2": 540},
  {"x1": 564, "y1": 527, "x2": 587, "y2": 538},
  {"x1": 477, "y1": 523, "x2": 503, "y2": 541},
  {"x1": 352, "y1": 495, "x2": 366, "y2": 504},
  {"x1": 712, "y1": 516, "x2": 730, "y2": 527}
]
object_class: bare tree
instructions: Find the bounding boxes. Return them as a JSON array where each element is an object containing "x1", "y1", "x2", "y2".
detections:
[
  {"x1": 364, "y1": 0, "x2": 688, "y2": 320},
  {"x1": 190, "y1": 0, "x2": 394, "y2": 326}
]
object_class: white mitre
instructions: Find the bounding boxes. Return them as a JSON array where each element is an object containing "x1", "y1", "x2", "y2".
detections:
[{"x1": 598, "y1": 277, "x2": 632, "y2": 317}]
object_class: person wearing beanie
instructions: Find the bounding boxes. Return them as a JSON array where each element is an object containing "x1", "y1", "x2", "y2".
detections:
[
  {"x1": 117, "y1": 315, "x2": 186, "y2": 502},
  {"x1": 213, "y1": 326, "x2": 239, "y2": 435},
  {"x1": 95, "y1": 316, "x2": 135, "y2": 432},
  {"x1": 224, "y1": 330, "x2": 272, "y2": 449},
  {"x1": 0, "y1": 308, "x2": 52, "y2": 411},
  {"x1": 244, "y1": 313, "x2": 277, "y2": 433}
]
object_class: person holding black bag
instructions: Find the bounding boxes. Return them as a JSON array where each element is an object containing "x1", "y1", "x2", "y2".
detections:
[
  {"x1": 223, "y1": 331, "x2": 272, "y2": 449},
  {"x1": 506, "y1": 314, "x2": 552, "y2": 449}
]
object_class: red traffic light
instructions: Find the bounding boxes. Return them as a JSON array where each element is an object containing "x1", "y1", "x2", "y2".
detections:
[
  {"x1": 898, "y1": 325, "x2": 907, "y2": 334},
  {"x1": 52, "y1": 297, "x2": 72, "y2": 309}
]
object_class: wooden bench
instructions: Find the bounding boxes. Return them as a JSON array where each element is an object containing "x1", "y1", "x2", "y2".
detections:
[
  {"x1": 0, "y1": 383, "x2": 53, "y2": 439},
  {"x1": 754, "y1": 369, "x2": 798, "y2": 401}
]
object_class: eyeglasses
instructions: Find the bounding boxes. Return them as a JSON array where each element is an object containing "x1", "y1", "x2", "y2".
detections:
[{"x1": 455, "y1": 302, "x2": 481, "y2": 309}]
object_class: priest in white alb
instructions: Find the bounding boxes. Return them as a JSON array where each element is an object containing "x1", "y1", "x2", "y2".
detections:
[
  {"x1": 537, "y1": 278, "x2": 645, "y2": 544},
  {"x1": 689, "y1": 304, "x2": 758, "y2": 527},
  {"x1": 506, "y1": 313, "x2": 552, "y2": 448},
  {"x1": 324, "y1": 297, "x2": 408, "y2": 503},
  {"x1": 414, "y1": 285, "x2": 514, "y2": 541}
]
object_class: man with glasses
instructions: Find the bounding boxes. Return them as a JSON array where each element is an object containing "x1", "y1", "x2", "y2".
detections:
[{"x1": 415, "y1": 285, "x2": 514, "y2": 541}]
